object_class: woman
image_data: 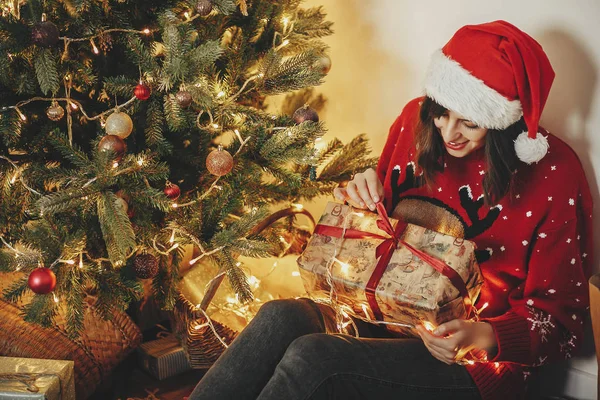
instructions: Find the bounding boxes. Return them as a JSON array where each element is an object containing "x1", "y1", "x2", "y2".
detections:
[{"x1": 189, "y1": 20, "x2": 593, "y2": 400}]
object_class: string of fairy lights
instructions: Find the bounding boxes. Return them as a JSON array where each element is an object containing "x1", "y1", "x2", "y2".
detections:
[{"x1": 0, "y1": 4, "x2": 316, "y2": 334}]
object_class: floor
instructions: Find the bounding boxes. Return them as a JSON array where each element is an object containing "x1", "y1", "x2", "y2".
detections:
[{"x1": 89, "y1": 351, "x2": 206, "y2": 400}]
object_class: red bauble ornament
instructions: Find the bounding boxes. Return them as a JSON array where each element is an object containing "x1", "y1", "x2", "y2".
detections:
[
  {"x1": 98, "y1": 135, "x2": 127, "y2": 162},
  {"x1": 164, "y1": 182, "x2": 181, "y2": 200},
  {"x1": 134, "y1": 253, "x2": 159, "y2": 279},
  {"x1": 28, "y1": 267, "x2": 57, "y2": 294},
  {"x1": 206, "y1": 147, "x2": 234, "y2": 176},
  {"x1": 134, "y1": 83, "x2": 151, "y2": 101},
  {"x1": 293, "y1": 104, "x2": 319, "y2": 124}
]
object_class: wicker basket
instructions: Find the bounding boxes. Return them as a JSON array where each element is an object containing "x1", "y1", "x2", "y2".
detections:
[
  {"x1": 0, "y1": 297, "x2": 141, "y2": 399},
  {"x1": 172, "y1": 206, "x2": 315, "y2": 369}
]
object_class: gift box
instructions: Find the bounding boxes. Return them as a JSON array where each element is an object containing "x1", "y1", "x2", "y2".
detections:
[
  {"x1": 0, "y1": 357, "x2": 75, "y2": 400},
  {"x1": 297, "y1": 202, "x2": 483, "y2": 336},
  {"x1": 138, "y1": 335, "x2": 192, "y2": 380}
]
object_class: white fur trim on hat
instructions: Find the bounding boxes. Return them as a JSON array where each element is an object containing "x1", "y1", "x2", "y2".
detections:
[
  {"x1": 424, "y1": 50, "x2": 523, "y2": 130},
  {"x1": 514, "y1": 131, "x2": 549, "y2": 164}
]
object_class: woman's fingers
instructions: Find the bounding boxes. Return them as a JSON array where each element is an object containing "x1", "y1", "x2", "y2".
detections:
[
  {"x1": 417, "y1": 328, "x2": 456, "y2": 365},
  {"x1": 333, "y1": 168, "x2": 384, "y2": 210},
  {"x1": 417, "y1": 326, "x2": 459, "y2": 363},
  {"x1": 364, "y1": 168, "x2": 384, "y2": 202},
  {"x1": 345, "y1": 181, "x2": 364, "y2": 208},
  {"x1": 354, "y1": 175, "x2": 377, "y2": 210}
]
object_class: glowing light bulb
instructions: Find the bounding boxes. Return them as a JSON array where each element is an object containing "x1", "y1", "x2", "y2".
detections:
[
  {"x1": 217, "y1": 91, "x2": 225, "y2": 98},
  {"x1": 236, "y1": 262, "x2": 242, "y2": 267},
  {"x1": 335, "y1": 259, "x2": 350, "y2": 274},
  {"x1": 15, "y1": 108, "x2": 26, "y2": 121},
  {"x1": 184, "y1": 11, "x2": 190, "y2": 19},
  {"x1": 78, "y1": 254, "x2": 83, "y2": 269},
  {"x1": 422, "y1": 321, "x2": 436, "y2": 332},
  {"x1": 169, "y1": 230, "x2": 176, "y2": 243},
  {"x1": 494, "y1": 362, "x2": 500, "y2": 368},
  {"x1": 70, "y1": 102, "x2": 78, "y2": 110},
  {"x1": 281, "y1": 39, "x2": 290, "y2": 47},
  {"x1": 142, "y1": 28, "x2": 151, "y2": 35},
  {"x1": 137, "y1": 158, "x2": 144, "y2": 166},
  {"x1": 112, "y1": 161, "x2": 119, "y2": 169},
  {"x1": 9, "y1": 173, "x2": 17, "y2": 184},
  {"x1": 292, "y1": 203, "x2": 304, "y2": 210},
  {"x1": 53, "y1": 293, "x2": 59, "y2": 303},
  {"x1": 212, "y1": 123, "x2": 219, "y2": 129},
  {"x1": 172, "y1": 203, "x2": 178, "y2": 208},
  {"x1": 90, "y1": 39, "x2": 99, "y2": 54}
]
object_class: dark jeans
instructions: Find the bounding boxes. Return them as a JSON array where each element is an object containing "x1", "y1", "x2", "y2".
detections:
[{"x1": 189, "y1": 298, "x2": 481, "y2": 400}]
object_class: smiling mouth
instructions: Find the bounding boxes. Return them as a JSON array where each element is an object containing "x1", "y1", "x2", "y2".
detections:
[{"x1": 447, "y1": 141, "x2": 468, "y2": 145}]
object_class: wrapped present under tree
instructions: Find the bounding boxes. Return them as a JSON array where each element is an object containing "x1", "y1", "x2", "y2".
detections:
[{"x1": 297, "y1": 202, "x2": 484, "y2": 336}]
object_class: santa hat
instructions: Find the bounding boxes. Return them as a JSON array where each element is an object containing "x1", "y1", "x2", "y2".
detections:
[{"x1": 423, "y1": 20, "x2": 555, "y2": 164}]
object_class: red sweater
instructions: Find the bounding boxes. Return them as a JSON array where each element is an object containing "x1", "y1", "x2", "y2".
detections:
[{"x1": 376, "y1": 97, "x2": 594, "y2": 400}]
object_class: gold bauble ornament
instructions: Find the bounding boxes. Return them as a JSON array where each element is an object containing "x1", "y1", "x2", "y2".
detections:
[
  {"x1": 46, "y1": 102, "x2": 65, "y2": 121},
  {"x1": 105, "y1": 111, "x2": 133, "y2": 138}
]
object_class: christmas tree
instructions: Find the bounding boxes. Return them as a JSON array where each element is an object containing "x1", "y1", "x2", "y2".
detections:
[{"x1": 0, "y1": 0, "x2": 376, "y2": 337}]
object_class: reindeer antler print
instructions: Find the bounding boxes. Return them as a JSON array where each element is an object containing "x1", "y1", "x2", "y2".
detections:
[
  {"x1": 459, "y1": 185, "x2": 502, "y2": 239},
  {"x1": 390, "y1": 162, "x2": 425, "y2": 206}
]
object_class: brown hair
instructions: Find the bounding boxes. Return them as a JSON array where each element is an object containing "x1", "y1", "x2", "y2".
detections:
[{"x1": 414, "y1": 96, "x2": 525, "y2": 205}]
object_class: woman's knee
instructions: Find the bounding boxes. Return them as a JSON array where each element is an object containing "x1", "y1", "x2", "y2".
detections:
[
  {"x1": 256, "y1": 298, "x2": 317, "y2": 322},
  {"x1": 281, "y1": 333, "x2": 346, "y2": 369}
]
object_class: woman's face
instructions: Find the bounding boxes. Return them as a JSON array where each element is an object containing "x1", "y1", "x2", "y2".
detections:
[{"x1": 434, "y1": 109, "x2": 488, "y2": 157}]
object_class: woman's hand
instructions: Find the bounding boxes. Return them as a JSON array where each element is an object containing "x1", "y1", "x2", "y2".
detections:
[
  {"x1": 415, "y1": 320, "x2": 497, "y2": 365},
  {"x1": 333, "y1": 168, "x2": 384, "y2": 211}
]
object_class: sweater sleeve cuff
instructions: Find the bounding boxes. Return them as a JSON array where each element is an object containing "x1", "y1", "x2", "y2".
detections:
[{"x1": 481, "y1": 311, "x2": 531, "y2": 364}]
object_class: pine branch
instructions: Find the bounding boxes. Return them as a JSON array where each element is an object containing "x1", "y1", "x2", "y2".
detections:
[
  {"x1": 34, "y1": 48, "x2": 60, "y2": 96},
  {"x1": 2, "y1": 276, "x2": 29, "y2": 303},
  {"x1": 62, "y1": 269, "x2": 85, "y2": 338},
  {"x1": 188, "y1": 39, "x2": 223, "y2": 74},
  {"x1": 211, "y1": 0, "x2": 237, "y2": 15},
  {"x1": 220, "y1": 250, "x2": 253, "y2": 304},
  {"x1": 259, "y1": 50, "x2": 323, "y2": 95},
  {"x1": 47, "y1": 129, "x2": 91, "y2": 169},
  {"x1": 104, "y1": 75, "x2": 138, "y2": 98},
  {"x1": 318, "y1": 134, "x2": 378, "y2": 181},
  {"x1": 163, "y1": 94, "x2": 188, "y2": 132},
  {"x1": 0, "y1": 110, "x2": 22, "y2": 147},
  {"x1": 97, "y1": 191, "x2": 136, "y2": 266},
  {"x1": 22, "y1": 293, "x2": 57, "y2": 328},
  {"x1": 37, "y1": 188, "x2": 98, "y2": 216},
  {"x1": 145, "y1": 98, "x2": 172, "y2": 155}
]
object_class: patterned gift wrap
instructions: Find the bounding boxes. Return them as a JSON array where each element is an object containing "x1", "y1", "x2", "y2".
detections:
[
  {"x1": 297, "y1": 202, "x2": 484, "y2": 336},
  {"x1": 137, "y1": 336, "x2": 192, "y2": 380}
]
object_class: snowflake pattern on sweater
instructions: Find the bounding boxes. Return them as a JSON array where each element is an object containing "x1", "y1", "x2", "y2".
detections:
[{"x1": 376, "y1": 98, "x2": 593, "y2": 400}]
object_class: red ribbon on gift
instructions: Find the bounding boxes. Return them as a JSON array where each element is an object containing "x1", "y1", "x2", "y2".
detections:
[{"x1": 313, "y1": 202, "x2": 472, "y2": 322}]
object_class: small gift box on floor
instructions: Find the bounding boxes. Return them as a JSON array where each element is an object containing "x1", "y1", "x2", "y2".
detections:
[
  {"x1": 138, "y1": 335, "x2": 192, "y2": 380},
  {"x1": 0, "y1": 357, "x2": 75, "y2": 400},
  {"x1": 297, "y1": 202, "x2": 483, "y2": 336}
]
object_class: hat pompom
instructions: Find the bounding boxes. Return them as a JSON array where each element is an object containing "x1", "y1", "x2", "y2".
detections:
[{"x1": 514, "y1": 131, "x2": 549, "y2": 164}]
